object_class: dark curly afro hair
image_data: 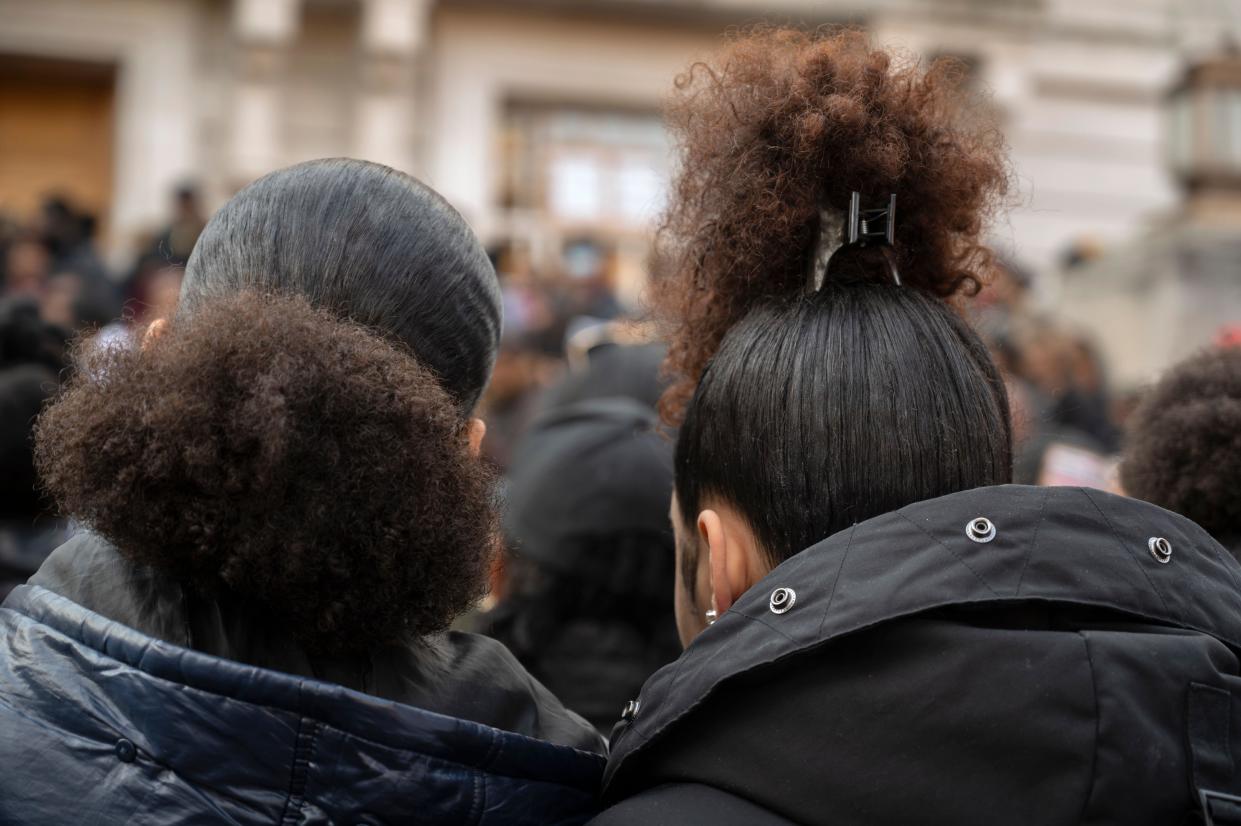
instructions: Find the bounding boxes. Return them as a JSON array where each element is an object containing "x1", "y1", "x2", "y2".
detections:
[
  {"x1": 35, "y1": 292, "x2": 497, "y2": 653},
  {"x1": 1120, "y1": 346, "x2": 1241, "y2": 554},
  {"x1": 654, "y1": 27, "x2": 1010, "y2": 421}
]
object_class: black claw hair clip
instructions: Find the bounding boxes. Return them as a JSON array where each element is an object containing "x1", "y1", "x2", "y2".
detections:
[{"x1": 839, "y1": 192, "x2": 901, "y2": 287}]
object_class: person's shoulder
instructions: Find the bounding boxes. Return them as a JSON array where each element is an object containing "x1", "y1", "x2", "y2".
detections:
[
  {"x1": 436, "y1": 629, "x2": 609, "y2": 754},
  {"x1": 26, "y1": 531, "x2": 188, "y2": 644},
  {"x1": 28, "y1": 531, "x2": 125, "y2": 598}
]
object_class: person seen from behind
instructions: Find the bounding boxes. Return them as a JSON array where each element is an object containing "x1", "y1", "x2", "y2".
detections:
[
  {"x1": 591, "y1": 29, "x2": 1241, "y2": 826},
  {"x1": 1121, "y1": 344, "x2": 1241, "y2": 558},
  {"x1": 481, "y1": 342, "x2": 682, "y2": 733},
  {"x1": 0, "y1": 159, "x2": 604, "y2": 826}
]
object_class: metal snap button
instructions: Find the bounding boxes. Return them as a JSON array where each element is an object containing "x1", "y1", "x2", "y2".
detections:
[
  {"x1": 114, "y1": 738, "x2": 137, "y2": 763},
  {"x1": 966, "y1": 517, "x2": 996, "y2": 543},
  {"x1": 621, "y1": 699, "x2": 641, "y2": 721},
  {"x1": 1148, "y1": 536, "x2": 1172, "y2": 564},
  {"x1": 769, "y1": 587, "x2": 796, "y2": 614}
]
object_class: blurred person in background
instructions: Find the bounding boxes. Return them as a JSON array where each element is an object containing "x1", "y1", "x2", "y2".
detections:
[
  {"x1": 478, "y1": 232, "x2": 643, "y2": 473},
  {"x1": 37, "y1": 196, "x2": 114, "y2": 306},
  {"x1": 593, "y1": 29, "x2": 1241, "y2": 826},
  {"x1": 3, "y1": 197, "x2": 121, "y2": 331},
  {"x1": 2, "y1": 234, "x2": 51, "y2": 298},
  {"x1": 478, "y1": 332, "x2": 564, "y2": 471},
  {"x1": 39, "y1": 268, "x2": 126, "y2": 334},
  {"x1": 562, "y1": 237, "x2": 623, "y2": 324},
  {"x1": 548, "y1": 336, "x2": 666, "y2": 409},
  {"x1": 480, "y1": 342, "x2": 680, "y2": 733},
  {"x1": 150, "y1": 182, "x2": 207, "y2": 266},
  {"x1": 1058, "y1": 333, "x2": 1119, "y2": 449},
  {"x1": 974, "y1": 253, "x2": 1121, "y2": 489},
  {"x1": 492, "y1": 240, "x2": 555, "y2": 344},
  {"x1": 1121, "y1": 345, "x2": 1241, "y2": 558},
  {"x1": 0, "y1": 298, "x2": 70, "y2": 600},
  {"x1": 132, "y1": 264, "x2": 184, "y2": 325},
  {"x1": 989, "y1": 314, "x2": 1116, "y2": 487},
  {"x1": 480, "y1": 241, "x2": 574, "y2": 471},
  {"x1": 0, "y1": 158, "x2": 603, "y2": 826}
]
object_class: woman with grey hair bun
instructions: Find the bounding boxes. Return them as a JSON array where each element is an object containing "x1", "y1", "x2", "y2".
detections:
[{"x1": 0, "y1": 159, "x2": 604, "y2": 826}]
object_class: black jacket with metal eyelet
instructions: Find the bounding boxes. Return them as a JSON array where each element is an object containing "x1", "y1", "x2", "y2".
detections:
[{"x1": 592, "y1": 485, "x2": 1241, "y2": 826}]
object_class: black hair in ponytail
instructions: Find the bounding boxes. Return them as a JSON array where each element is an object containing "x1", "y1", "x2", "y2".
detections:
[
  {"x1": 676, "y1": 284, "x2": 1011, "y2": 568},
  {"x1": 666, "y1": 29, "x2": 1013, "y2": 568}
]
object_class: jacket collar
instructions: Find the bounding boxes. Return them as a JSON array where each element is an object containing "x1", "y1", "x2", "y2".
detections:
[
  {"x1": 605, "y1": 485, "x2": 1241, "y2": 788},
  {"x1": 3, "y1": 583, "x2": 607, "y2": 790}
]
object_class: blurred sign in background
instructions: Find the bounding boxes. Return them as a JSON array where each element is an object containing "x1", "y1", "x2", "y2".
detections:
[{"x1": 1, "y1": 0, "x2": 1240, "y2": 469}]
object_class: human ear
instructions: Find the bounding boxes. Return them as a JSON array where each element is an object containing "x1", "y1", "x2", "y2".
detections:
[
  {"x1": 699, "y1": 508, "x2": 746, "y2": 615},
  {"x1": 141, "y1": 318, "x2": 169, "y2": 350},
  {"x1": 467, "y1": 418, "x2": 487, "y2": 458}
]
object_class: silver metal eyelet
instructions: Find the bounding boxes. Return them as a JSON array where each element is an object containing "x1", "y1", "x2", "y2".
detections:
[
  {"x1": 1148, "y1": 536, "x2": 1172, "y2": 564},
  {"x1": 966, "y1": 517, "x2": 996, "y2": 544},
  {"x1": 769, "y1": 587, "x2": 796, "y2": 614}
]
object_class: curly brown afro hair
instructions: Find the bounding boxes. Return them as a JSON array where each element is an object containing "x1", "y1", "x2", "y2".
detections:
[
  {"x1": 34, "y1": 292, "x2": 497, "y2": 653},
  {"x1": 654, "y1": 27, "x2": 1010, "y2": 421},
  {"x1": 1120, "y1": 347, "x2": 1241, "y2": 554}
]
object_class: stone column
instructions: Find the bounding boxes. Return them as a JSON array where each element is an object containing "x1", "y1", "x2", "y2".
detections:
[
  {"x1": 230, "y1": 0, "x2": 301, "y2": 181},
  {"x1": 354, "y1": 0, "x2": 430, "y2": 173}
]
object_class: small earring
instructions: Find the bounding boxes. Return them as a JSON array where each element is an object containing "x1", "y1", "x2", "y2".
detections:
[{"x1": 704, "y1": 609, "x2": 718, "y2": 625}]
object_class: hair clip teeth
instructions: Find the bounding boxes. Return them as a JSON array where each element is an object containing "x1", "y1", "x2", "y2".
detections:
[{"x1": 847, "y1": 192, "x2": 897, "y2": 248}]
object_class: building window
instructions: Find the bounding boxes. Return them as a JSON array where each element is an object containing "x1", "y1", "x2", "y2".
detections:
[
  {"x1": 500, "y1": 103, "x2": 670, "y2": 231},
  {"x1": 497, "y1": 102, "x2": 671, "y2": 306}
]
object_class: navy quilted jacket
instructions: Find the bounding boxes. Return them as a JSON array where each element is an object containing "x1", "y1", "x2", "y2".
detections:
[{"x1": 0, "y1": 584, "x2": 605, "y2": 825}]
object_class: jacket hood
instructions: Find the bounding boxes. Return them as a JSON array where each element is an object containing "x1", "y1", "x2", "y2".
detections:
[
  {"x1": 0, "y1": 584, "x2": 604, "y2": 825},
  {"x1": 604, "y1": 485, "x2": 1241, "y2": 817},
  {"x1": 28, "y1": 532, "x2": 607, "y2": 755}
]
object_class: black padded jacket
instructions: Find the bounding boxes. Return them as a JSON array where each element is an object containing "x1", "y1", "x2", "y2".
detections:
[{"x1": 594, "y1": 485, "x2": 1241, "y2": 826}]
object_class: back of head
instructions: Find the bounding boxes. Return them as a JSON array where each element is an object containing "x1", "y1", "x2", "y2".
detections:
[
  {"x1": 1120, "y1": 346, "x2": 1241, "y2": 555},
  {"x1": 539, "y1": 341, "x2": 669, "y2": 413},
  {"x1": 664, "y1": 29, "x2": 1013, "y2": 564},
  {"x1": 501, "y1": 344, "x2": 676, "y2": 623},
  {"x1": 182, "y1": 158, "x2": 501, "y2": 413},
  {"x1": 494, "y1": 391, "x2": 679, "y2": 727},
  {"x1": 504, "y1": 394, "x2": 674, "y2": 592},
  {"x1": 35, "y1": 293, "x2": 496, "y2": 653}
]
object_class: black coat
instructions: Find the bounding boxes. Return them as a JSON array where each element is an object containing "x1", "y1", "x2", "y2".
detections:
[{"x1": 593, "y1": 485, "x2": 1241, "y2": 826}]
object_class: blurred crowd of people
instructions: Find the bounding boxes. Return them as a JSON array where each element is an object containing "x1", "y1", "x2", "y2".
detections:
[
  {"x1": 0, "y1": 189, "x2": 1145, "y2": 492},
  {"x1": 972, "y1": 259, "x2": 1126, "y2": 489},
  {"x1": 0, "y1": 187, "x2": 205, "y2": 599},
  {"x1": 1, "y1": 187, "x2": 201, "y2": 335}
]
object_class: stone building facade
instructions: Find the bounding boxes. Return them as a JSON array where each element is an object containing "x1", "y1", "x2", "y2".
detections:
[{"x1": 0, "y1": 0, "x2": 1231, "y2": 333}]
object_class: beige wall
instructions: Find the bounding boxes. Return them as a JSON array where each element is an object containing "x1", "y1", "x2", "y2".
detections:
[
  {"x1": 873, "y1": 6, "x2": 1179, "y2": 284},
  {"x1": 1, "y1": 0, "x2": 1229, "y2": 351},
  {"x1": 424, "y1": 5, "x2": 721, "y2": 241}
]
